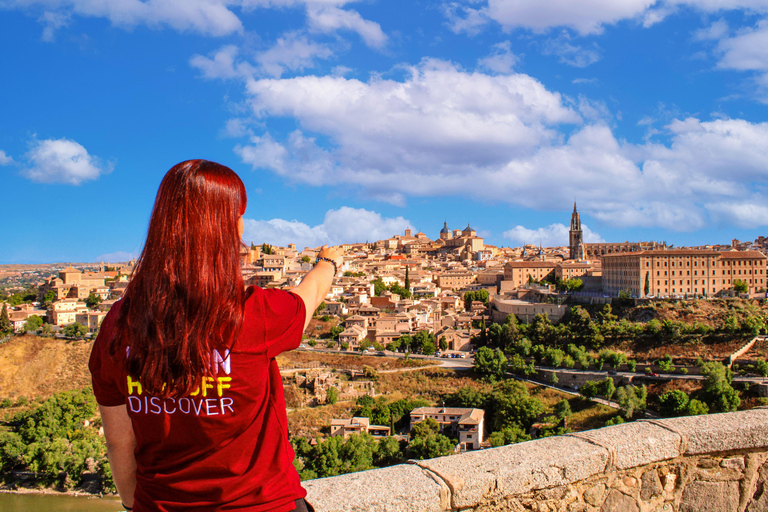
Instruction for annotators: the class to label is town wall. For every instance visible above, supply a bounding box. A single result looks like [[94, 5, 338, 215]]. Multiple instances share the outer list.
[[304, 408, 768, 511]]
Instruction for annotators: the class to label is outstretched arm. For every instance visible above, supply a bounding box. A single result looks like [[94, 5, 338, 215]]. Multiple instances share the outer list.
[[292, 245, 343, 331], [100, 404, 137, 509]]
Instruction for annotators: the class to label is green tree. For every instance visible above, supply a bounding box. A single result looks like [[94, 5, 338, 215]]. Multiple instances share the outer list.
[[301, 255, 311, 263], [615, 385, 647, 419], [488, 425, 530, 447], [85, 292, 102, 309], [700, 362, 740, 412], [408, 418, 454, 460], [42, 290, 55, 305], [404, 266, 410, 291], [686, 399, 709, 416], [658, 390, 690, 417], [489, 380, 546, 432], [23, 315, 43, 332], [0, 304, 10, 333], [463, 290, 490, 310], [372, 278, 387, 296], [553, 399, 572, 420], [63, 322, 87, 339], [326, 387, 339, 405], [733, 279, 749, 294], [439, 336, 448, 351], [473, 346, 508, 382], [41, 323, 55, 337], [261, 243, 274, 255], [329, 325, 344, 340], [644, 271, 650, 296]]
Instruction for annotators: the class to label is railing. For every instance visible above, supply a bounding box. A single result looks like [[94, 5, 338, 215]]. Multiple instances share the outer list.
[[305, 407, 768, 511]]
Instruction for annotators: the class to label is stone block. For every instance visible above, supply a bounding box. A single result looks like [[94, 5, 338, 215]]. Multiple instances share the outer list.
[[641, 469, 663, 501], [570, 422, 682, 470], [721, 456, 745, 471], [599, 489, 639, 512], [747, 461, 768, 512], [649, 409, 768, 455], [416, 436, 609, 510], [304, 464, 448, 512], [679, 481, 739, 512]]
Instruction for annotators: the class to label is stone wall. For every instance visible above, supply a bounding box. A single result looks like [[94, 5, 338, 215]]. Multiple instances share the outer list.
[[304, 408, 768, 511]]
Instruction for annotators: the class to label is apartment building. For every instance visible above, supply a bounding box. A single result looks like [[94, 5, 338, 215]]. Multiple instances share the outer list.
[[410, 407, 485, 450], [602, 249, 767, 297]]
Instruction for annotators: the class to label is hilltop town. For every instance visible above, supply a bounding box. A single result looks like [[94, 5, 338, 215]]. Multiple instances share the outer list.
[[4, 204, 767, 343]]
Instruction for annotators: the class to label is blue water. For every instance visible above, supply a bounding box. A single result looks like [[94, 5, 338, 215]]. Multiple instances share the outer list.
[[0, 492, 123, 511]]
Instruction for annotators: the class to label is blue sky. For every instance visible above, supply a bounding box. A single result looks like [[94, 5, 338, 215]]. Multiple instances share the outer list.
[[3, 0, 768, 263]]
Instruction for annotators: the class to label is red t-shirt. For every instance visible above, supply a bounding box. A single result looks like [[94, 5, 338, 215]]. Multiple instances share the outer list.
[[89, 287, 307, 512]]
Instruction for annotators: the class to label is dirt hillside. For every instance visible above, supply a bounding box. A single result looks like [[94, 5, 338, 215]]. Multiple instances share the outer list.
[[0, 335, 94, 400]]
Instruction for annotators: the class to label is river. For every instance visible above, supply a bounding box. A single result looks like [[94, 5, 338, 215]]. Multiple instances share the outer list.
[[0, 492, 123, 511]]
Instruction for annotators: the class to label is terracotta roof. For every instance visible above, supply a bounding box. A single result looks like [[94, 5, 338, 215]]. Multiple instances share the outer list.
[[719, 251, 767, 259]]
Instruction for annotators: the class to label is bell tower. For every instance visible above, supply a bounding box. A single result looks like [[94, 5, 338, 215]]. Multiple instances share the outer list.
[[569, 202, 583, 260]]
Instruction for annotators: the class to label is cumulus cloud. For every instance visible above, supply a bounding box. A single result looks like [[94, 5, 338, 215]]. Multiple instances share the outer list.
[[503, 223, 604, 247], [242, 207, 413, 249], [241, 59, 579, 178], [478, 40, 519, 73], [22, 137, 112, 185], [715, 19, 768, 71], [0, 150, 14, 165], [443, 0, 768, 36], [255, 31, 334, 77], [231, 53, 768, 231], [542, 32, 601, 67], [306, 5, 387, 49], [190, 45, 244, 80], [191, 34, 333, 81], [9, 0, 244, 37]]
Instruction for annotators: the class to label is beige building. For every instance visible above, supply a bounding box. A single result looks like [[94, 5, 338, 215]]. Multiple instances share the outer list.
[[410, 407, 485, 450], [436, 271, 477, 291], [330, 417, 391, 438], [41, 266, 108, 301], [501, 262, 557, 291], [602, 249, 768, 297]]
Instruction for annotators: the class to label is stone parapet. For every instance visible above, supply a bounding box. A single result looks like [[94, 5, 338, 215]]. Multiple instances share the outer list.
[[304, 408, 768, 511]]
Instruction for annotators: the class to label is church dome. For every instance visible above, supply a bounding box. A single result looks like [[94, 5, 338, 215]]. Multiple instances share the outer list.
[[440, 221, 449, 234]]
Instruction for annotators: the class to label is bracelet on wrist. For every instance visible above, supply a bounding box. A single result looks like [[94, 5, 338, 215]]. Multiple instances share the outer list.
[[314, 256, 338, 276]]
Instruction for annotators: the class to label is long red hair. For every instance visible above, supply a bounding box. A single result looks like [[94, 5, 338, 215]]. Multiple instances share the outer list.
[[111, 160, 247, 397]]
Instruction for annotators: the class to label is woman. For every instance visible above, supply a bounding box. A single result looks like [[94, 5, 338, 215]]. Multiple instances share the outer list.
[[89, 160, 341, 512]]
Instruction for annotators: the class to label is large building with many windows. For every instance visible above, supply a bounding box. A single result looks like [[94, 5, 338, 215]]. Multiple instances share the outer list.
[[602, 250, 767, 297]]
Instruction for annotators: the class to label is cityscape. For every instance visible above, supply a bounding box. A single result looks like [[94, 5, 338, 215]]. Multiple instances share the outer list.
[[3, 0, 768, 510]]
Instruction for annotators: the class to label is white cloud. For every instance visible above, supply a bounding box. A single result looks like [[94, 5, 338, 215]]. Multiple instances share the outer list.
[[482, 0, 656, 35], [190, 45, 244, 79], [242, 59, 579, 178], [9, 0, 244, 37], [0, 150, 14, 165], [443, 2, 489, 35], [715, 19, 768, 71], [478, 40, 519, 73], [22, 137, 112, 185], [306, 5, 387, 49], [444, 0, 768, 36], [190, 35, 333, 81], [255, 31, 334, 77], [242, 207, 413, 249], [542, 32, 602, 67], [693, 18, 729, 41], [503, 223, 604, 247], [706, 202, 768, 227], [38, 10, 70, 41]]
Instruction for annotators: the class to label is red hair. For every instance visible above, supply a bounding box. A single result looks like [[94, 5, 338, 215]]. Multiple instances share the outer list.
[[111, 160, 247, 397]]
